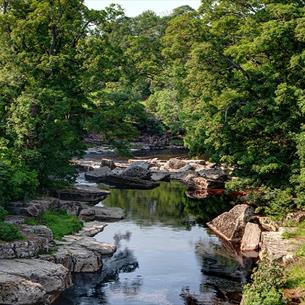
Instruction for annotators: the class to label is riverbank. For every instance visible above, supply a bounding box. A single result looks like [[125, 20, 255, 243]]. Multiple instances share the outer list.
[[1, 150, 305, 305]]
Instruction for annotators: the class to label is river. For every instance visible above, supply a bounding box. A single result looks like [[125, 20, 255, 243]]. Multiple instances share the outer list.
[[55, 179, 252, 305]]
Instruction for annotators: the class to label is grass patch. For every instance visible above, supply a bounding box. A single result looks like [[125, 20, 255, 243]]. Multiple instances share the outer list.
[[26, 210, 83, 240], [0, 222, 24, 242], [283, 221, 305, 239], [285, 258, 305, 291]]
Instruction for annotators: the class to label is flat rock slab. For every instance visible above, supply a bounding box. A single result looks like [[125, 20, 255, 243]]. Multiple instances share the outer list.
[[88, 174, 160, 190], [241, 222, 261, 252], [260, 228, 304, 262], [79, 206, 125, 222], [207, 204, 254, 243], [53, 187, 110, 203], [0, 259, 71, 305], [40, 223, 116, 273]]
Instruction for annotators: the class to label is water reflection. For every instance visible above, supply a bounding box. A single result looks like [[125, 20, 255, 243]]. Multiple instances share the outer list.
[[55, 181, 249, 305]]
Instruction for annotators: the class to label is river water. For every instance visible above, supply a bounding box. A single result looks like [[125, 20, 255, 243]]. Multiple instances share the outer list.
[[55, 181, 252, 305]]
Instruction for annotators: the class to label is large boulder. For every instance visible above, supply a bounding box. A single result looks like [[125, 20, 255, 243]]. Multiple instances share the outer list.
[[240, 223, 261, 252], [207, 204, 254, 243], [0, 259, 71, 305], [121, 165, 151, 180], [84, 166, 112, 182], [127, 160, 151, 170], [260, 228, 304, 262]]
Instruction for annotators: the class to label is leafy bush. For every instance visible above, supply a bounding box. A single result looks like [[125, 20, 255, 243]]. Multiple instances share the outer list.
[[0, 207, 8, 221], [26, 210, 83, 240], [243, 260, 285, 305], [0, 222, 24, 242]]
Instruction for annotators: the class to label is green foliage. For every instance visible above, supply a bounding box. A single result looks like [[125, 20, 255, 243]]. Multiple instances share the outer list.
[[0, 222, 24, 242], [0, 206, 7, 221], [285, 258, 305, 291], [26, 210, 83, 240], [243, 260, 285, 305]]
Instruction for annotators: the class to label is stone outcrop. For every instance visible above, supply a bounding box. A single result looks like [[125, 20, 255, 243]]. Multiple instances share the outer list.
[[207, 205, 254, 243], [0, 225, 53, 259], [259, 228, 304, 262], [240, 223, 261, 252], [0, 259, 71, 305]]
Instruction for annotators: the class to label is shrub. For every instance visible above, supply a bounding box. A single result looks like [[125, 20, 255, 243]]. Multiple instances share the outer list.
[[0, 207, 8, 221], [26, 210, 83, 240], [243, 260, 285, 305], [0, 222, 24, 242]]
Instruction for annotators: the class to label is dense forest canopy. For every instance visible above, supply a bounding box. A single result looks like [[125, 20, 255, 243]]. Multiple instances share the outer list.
[[0, 0, 304, 218]]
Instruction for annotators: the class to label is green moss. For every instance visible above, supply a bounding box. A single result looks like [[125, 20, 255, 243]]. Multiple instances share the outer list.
[[0, 222, 24, 242], [26, 210, 83, 240]]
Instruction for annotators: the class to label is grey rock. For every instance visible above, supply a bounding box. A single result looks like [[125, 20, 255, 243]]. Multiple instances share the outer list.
[[240, 223, 261, 252], [53, 186, 110, 204], [151, 172, 170, 182], [85, 166, 112, 182], [260, 228, 304, 262], [79, 206, 124, 222], [207, 205, 254, 243], [0, 225, 54, 259], [121, 165, 151, 180], [0, 259, 71, 305]]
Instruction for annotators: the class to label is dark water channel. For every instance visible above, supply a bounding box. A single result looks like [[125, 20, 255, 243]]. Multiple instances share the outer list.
[[55, 181, 252, 305]]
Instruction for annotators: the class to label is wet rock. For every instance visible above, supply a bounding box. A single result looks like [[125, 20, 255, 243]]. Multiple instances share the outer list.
[[93, 174, 159, 189], [121, 165, 151, 180], [151, 171, 170, 182], [53, 187, 110, 204], [84, 166, 112, 182], [207, 205, 254, 243], [164, 158, 187, 170], [240, 223, 261, 252], [79, 206, 124, 222], [0, 259, 71, 305], [41, 234, 116, 273]]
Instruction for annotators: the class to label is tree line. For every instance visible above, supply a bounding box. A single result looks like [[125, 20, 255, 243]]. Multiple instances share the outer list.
[[0, 0, 304, 218]]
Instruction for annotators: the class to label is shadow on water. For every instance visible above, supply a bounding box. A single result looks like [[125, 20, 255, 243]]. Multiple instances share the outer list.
[[55, 181, 253, 305]]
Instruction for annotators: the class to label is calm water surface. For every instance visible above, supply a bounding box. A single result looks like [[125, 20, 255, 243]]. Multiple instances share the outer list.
[[55, 181, 249, 305]]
